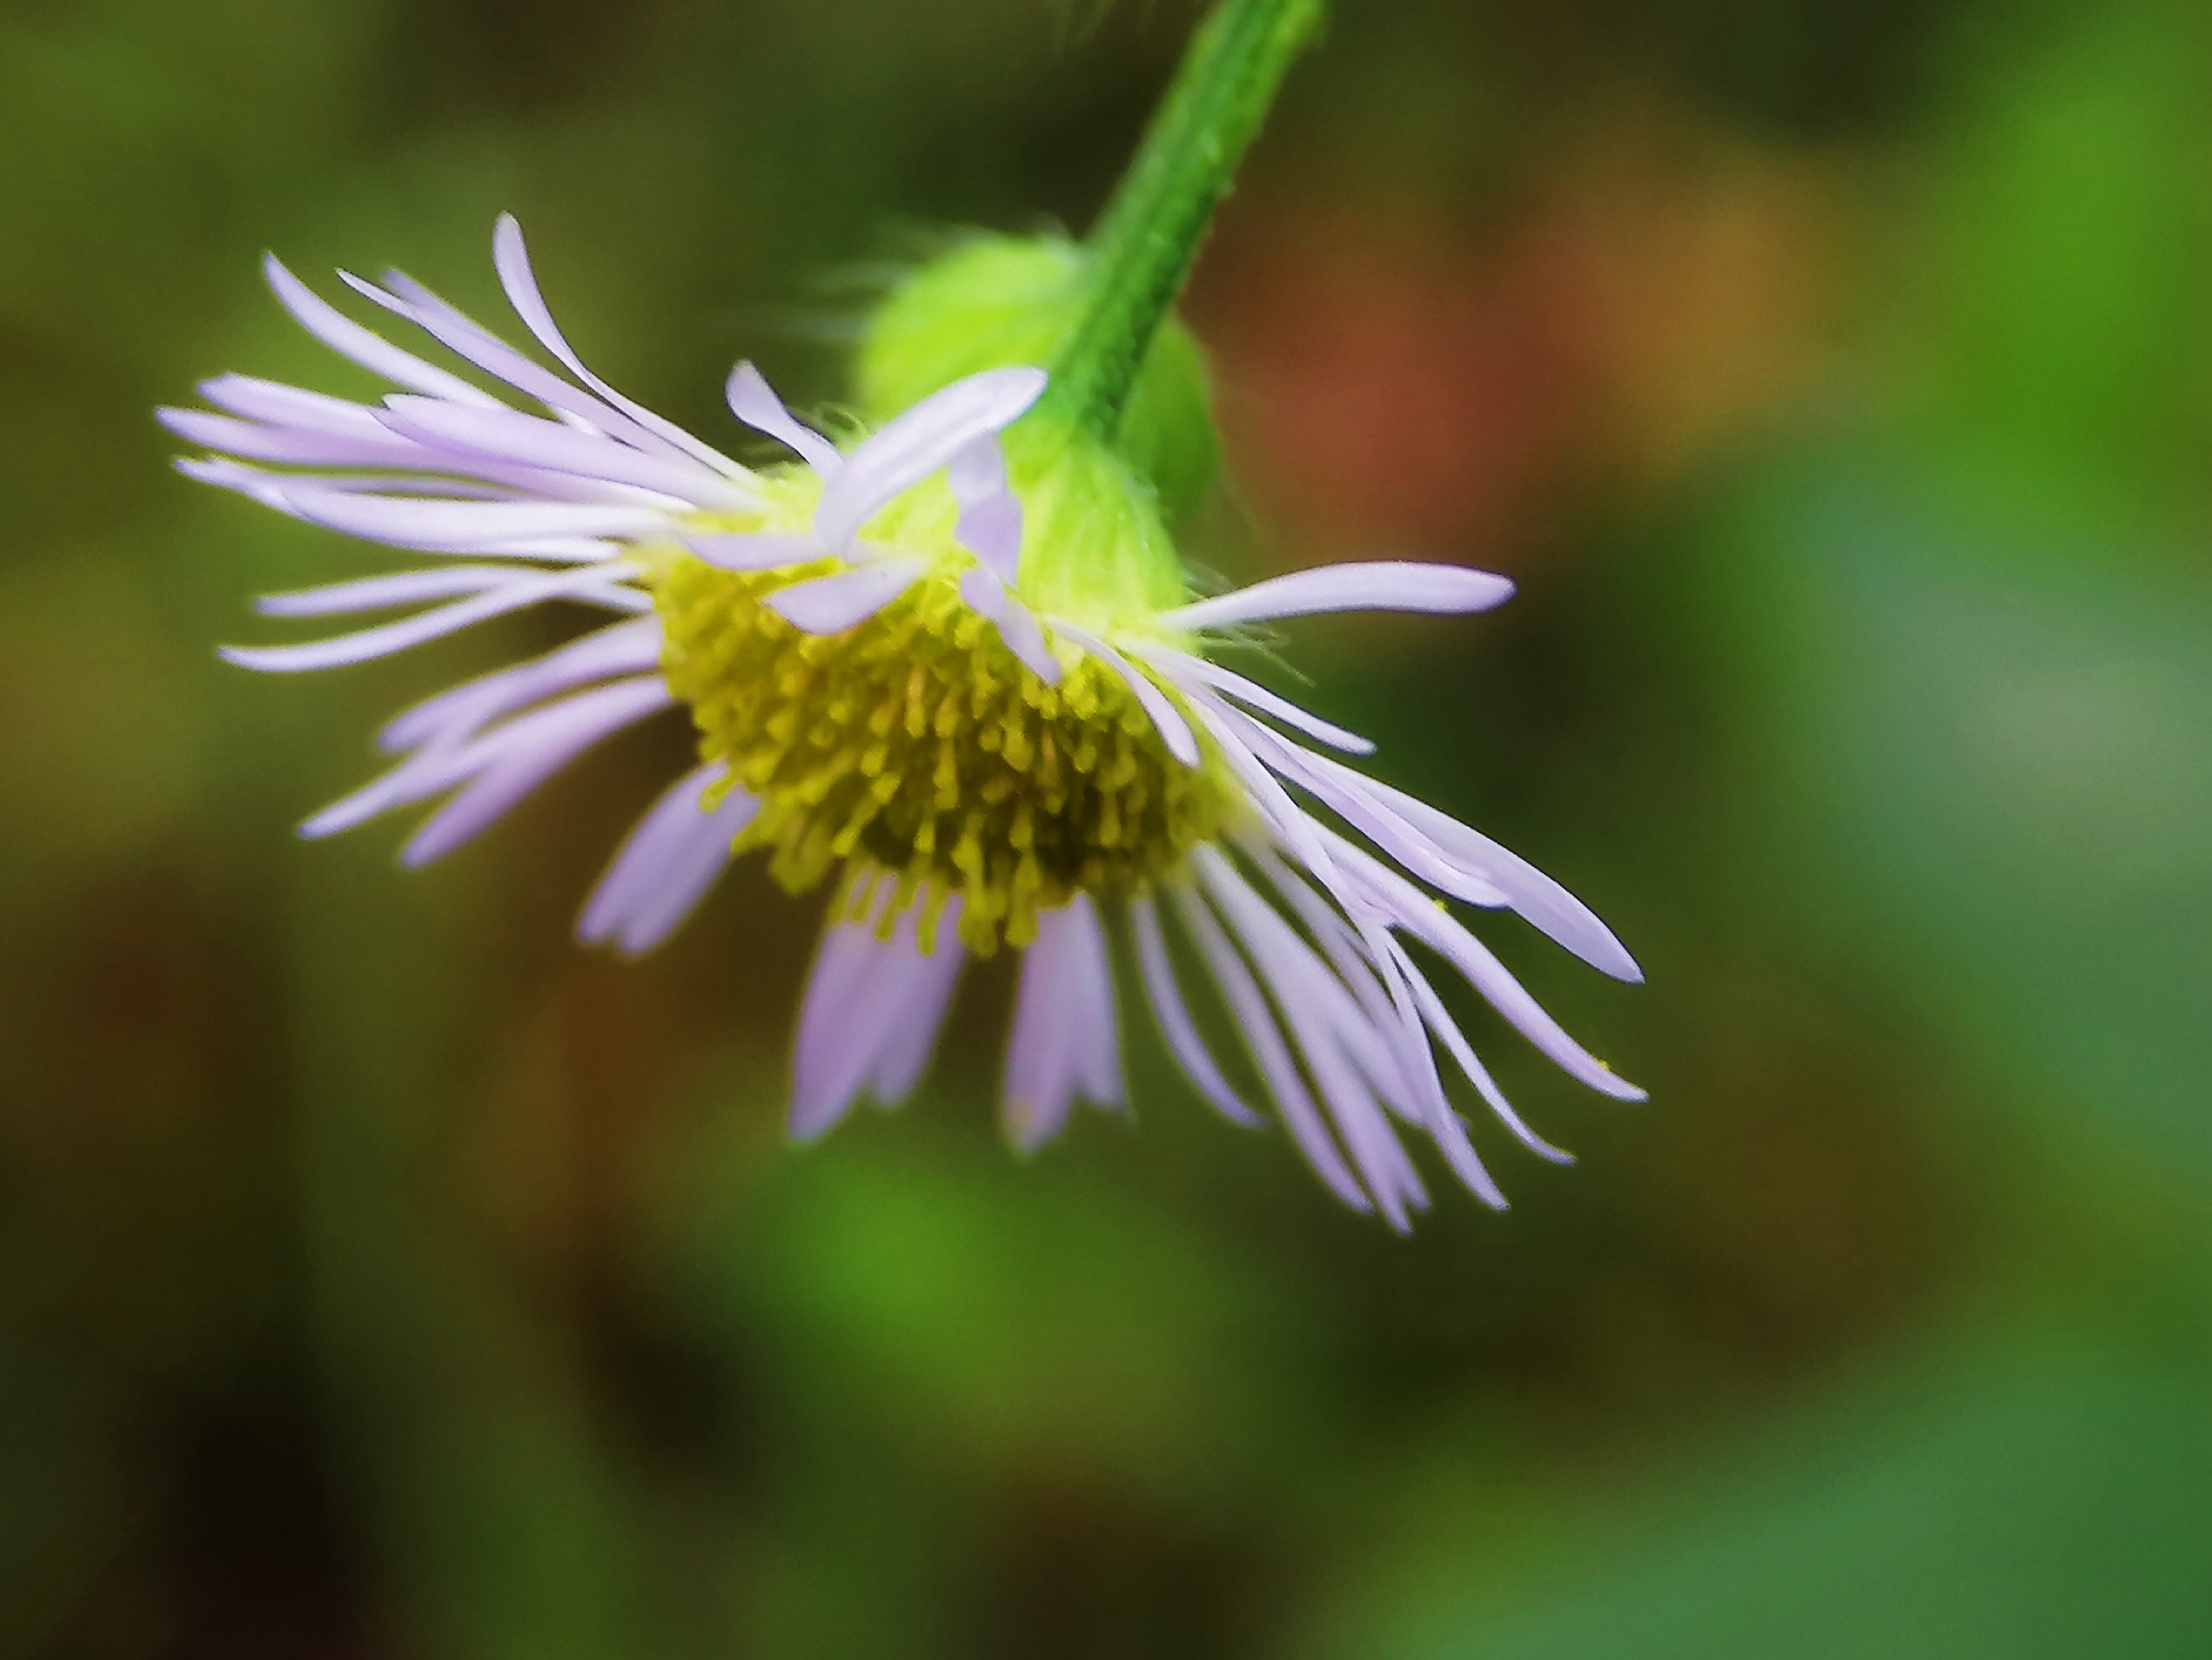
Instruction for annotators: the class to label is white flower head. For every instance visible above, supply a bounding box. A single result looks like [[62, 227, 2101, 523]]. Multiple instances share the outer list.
[[164, 217, 1643, 1230]]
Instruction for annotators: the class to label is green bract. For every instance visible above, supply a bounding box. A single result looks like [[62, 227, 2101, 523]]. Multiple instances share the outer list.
[[856, 237, 1222, 522]]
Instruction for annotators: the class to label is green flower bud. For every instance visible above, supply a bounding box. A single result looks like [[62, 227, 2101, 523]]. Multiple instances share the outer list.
[[854, 236, 1222, 521]]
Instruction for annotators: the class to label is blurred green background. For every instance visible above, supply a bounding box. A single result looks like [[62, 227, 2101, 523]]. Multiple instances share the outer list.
[[3, 0, 2210, 1654]]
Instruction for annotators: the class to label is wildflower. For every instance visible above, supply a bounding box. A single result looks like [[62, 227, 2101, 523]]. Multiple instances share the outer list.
[[165, 217, 1642, 1228]]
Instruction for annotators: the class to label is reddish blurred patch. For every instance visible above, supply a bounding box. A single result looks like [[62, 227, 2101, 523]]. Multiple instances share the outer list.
[[1190, 108, 1847, 571]]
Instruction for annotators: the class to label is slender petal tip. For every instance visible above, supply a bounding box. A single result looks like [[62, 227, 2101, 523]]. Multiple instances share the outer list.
[[1160, 562, 1517, 632]]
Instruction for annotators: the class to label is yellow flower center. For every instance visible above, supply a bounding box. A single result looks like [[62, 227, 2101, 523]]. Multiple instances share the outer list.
[[649, 549, 1241, 955]]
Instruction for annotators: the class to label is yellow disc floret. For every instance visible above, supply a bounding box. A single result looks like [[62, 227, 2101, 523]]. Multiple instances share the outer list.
[[650, 545, 1239, 956]]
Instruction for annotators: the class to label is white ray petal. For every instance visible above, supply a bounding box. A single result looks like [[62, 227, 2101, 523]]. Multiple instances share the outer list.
[[159, 407, 424, 470], [383, 618, 662, 755], [1130, 893, 1264, 1129], [1361, 928, 1511, 1207], [1063, 893, 1123, 1110], [957, 565, 1062, 686], [578, 762, 759, 957], [1401, 962, 1574, 1165], [1130, 644, 1375, 754], [1239, 834, 1399, 1030], [1159, 562, 1515, 632], [1197, 849, 1425, 1228], [948, 433, 1023, 581], [1333, 836, 1647, 1102], [197, 374, 397, 437], [276, 486, 667, 552], [262, 254, 502, 407], [343, 270, 698, 468], [788, 889, 963, 1140], [1221, 706, 1511, 907], [724, 361, 846, 477], [814, 367, 1046, 551], [177, 450, 682, 519], [400, 678, 674, 865], [378, 397, 757, 510], [257, 566, 537, 617], [791, 909, 904, 1142], [1238, 828, 1509, 1203], [1170, 884, 1370, 1213], [1048, 620, 1198, 767], [866, 898, 967, 1104], [490, 215, 751, 481], [1185, 698, 1344, 900], [221, 559, 638, 672], [1003, 903, 1082, 1151], [764, 559, 926, 634], [684, 531, 829, 572], [1303, 756, 1643, 983], [303, 673, 671, 840]]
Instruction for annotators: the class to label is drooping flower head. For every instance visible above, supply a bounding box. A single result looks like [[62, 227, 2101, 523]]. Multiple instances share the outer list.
[[164, 217, 1642, 1229]]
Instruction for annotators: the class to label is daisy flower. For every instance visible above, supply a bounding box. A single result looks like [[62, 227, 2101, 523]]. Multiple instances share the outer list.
[[164, 216, 1643, 1228]]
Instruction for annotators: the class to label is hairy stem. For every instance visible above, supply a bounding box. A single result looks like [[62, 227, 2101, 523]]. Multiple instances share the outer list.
[[1040, 0, 1324, 443]]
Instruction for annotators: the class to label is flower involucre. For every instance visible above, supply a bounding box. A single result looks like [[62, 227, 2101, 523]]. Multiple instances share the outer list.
[[164, 217, 1643, 1230]]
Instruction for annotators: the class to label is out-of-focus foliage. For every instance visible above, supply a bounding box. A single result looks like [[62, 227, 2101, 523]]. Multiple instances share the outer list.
[[2, 0, 2207, 1656]]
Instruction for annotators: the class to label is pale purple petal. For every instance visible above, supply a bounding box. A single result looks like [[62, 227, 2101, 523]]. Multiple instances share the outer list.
[[1169, 885, 1371, 1213], [1129, 894, 1263, 1128], [764, 559, 926, 635], [274, 483, 668, 553], [685, 531, 830, 572], [815, 367, 1046, 550], [377, 397, 758, 510], [1401, 964, 1574, 1165], [957, 560, 1005, 620], [490, 215, 751, 481], [159, 407, 423, 470], [303, 672, 671, 843], [197, 374, 398, 437], [177, 455, 317, 511], [400, 678, 675, 865], [1062, 893, 1123, 1110], [177, 459, 628, 536], [248, 473, 514, 502], [177, 380, 711, 509], [790, 886, 957, 1140], [257, 566, 537, 618], [1003, 905, 1079, 1151], [1186, 698, 1345, 898], [957, 566, 1061, 686], [1196, 849, 1424, 1228], [1220, 706, 1511, 907], [1048, 621, 1199, 767], [262, 254, 502, 407], [1358, 930, 1511, 1207], [1332, 836, 1647, 1102], [306, 668, 684, 848], [865, 898, 968, 1103], [1304, 757, 1643, 983], [221, 559, 638, 672], [383, 618, 662, 755], [724, 362, 845, 477], [992, 596, 1060, 687], [948, 433, 1023, 581], [578, 762, 759, 956], [1159, 562, 1516, 632], [1239, 834, 1398, 1030], [1130, 644, 1375, 755], [341, 271, 700, 467], [1232, 834, 1514, 1205], [791, 911, 897, 1141]]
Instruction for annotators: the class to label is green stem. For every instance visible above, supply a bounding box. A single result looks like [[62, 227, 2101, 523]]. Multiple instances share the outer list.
[[1040, 0, 1324, 443]]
